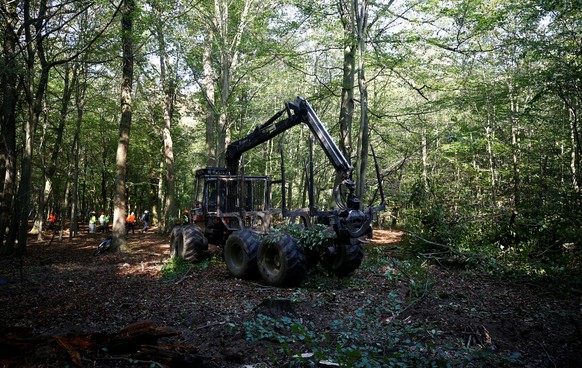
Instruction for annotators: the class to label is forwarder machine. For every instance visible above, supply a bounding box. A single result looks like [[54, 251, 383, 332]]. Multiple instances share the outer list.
[[170, 97, 385, 286]]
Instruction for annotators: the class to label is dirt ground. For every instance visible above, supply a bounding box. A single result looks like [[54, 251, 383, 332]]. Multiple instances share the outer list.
[[0, 228, 581, 367]]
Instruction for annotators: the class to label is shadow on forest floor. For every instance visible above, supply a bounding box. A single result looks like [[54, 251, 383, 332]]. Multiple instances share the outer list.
[[0, 228, 581, 367]]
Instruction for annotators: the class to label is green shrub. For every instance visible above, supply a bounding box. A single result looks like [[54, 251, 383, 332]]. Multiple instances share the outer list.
[[160, 256, 191, 281]]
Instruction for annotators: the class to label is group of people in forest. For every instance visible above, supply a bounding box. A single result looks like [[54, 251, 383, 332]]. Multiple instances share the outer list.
[[87, 210, 150, 234], [125, 210, 149, 234], [50, 208, 188, 235], [88, 211, 111, 233]]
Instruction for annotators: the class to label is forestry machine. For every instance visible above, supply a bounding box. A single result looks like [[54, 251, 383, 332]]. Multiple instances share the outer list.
[[170, 97, 385, 286]]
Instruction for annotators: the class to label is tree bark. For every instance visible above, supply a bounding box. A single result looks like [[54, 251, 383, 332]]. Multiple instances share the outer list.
[[354, 0, 369, 199], [70, 63, 87, 239], [568, 105, 580, 193], [154, 22, 177, 233], [15, 0, 51, 255], [112, 0, 135, 252], [508, 81, 521, 208], [202, 18, 216, 167], [338, 0, 356, 161], [35, 63, 75, 238], [0, 0, 19, 252]]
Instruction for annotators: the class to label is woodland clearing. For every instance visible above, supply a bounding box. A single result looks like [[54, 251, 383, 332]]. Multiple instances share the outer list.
[[0, 228, 580, 367]]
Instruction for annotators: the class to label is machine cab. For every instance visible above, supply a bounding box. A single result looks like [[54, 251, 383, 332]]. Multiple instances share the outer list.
[[191, 167, 273, 242]]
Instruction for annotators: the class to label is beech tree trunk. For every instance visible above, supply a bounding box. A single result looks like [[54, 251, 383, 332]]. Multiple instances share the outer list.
[[155, 23, 176, 233], [112, 0, 135, 252], [354, 0, 369, 199], [568, 106, 580, 193], [339, 0, 356, 161], [15, 0, 51, 255], [70, 63, 87, 239], [0, 0, 19, 252]]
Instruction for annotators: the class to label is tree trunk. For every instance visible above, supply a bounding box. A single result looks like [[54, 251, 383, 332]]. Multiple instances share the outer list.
[[338, 0, 356, 161], [70, 63, 87, 240], [508, 82, 521, 208], [568, 105, 580, 193], [209, 0, 256, 168], [69, 64, 87, 240], [156, 25, 176, 233], [112, 0, 135, 252], [35, 63, 74, 239], [421, 131, 428, 190], [0, 0, 19, 252], [203, 27, 216, 167], [16, 0, 51, 255], [354, 0, 369, 199], [485, 109, 497, 205]]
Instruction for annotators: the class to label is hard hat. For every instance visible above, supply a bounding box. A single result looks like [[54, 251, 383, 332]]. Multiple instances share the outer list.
[[183, 209, 189, 214], [144, 210, 149, 213]]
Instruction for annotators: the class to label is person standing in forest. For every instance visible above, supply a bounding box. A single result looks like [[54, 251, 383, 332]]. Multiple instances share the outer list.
[[104, 212, 110, 233], [48, 212, 57, 231], [98, 212, 107, 233], [89, 211, 97, 233], [125, 211, 136, 234], [141, 210, 150, 233]]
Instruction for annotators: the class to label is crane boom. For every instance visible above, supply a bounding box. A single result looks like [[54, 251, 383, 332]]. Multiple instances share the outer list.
[[225, 97, 353, 180]]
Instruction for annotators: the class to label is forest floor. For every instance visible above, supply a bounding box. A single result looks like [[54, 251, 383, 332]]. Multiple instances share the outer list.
[[0, 228, 581, 368]]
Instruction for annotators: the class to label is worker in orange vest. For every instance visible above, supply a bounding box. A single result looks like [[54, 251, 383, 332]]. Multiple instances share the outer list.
[[48, 212, 57, 231], [125, 212, 136, 234]]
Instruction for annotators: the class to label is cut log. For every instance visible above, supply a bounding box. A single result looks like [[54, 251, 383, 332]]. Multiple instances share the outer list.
[[104, 321, 178, 354]]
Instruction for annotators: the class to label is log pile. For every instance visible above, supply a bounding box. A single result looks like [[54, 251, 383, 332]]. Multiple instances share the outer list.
[[0, 321, 210, 367]]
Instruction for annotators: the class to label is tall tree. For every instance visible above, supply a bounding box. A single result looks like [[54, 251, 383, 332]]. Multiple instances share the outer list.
[[152, 1, 177, 232], [112, 0, 136, 252], [338, 0, 356, 161], [0, 0, 19, 252], [354, 0, 370, 199]]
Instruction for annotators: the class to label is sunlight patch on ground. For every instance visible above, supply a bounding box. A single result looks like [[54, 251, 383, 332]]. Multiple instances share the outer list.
[[371, 229, 403, 246]]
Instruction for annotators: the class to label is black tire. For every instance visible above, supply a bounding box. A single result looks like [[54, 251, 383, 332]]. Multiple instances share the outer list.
[[169, 225, 184, 258], [257, 233, 306, 286], [224, 230, 260, 278], [170, 224, 208, 261], [324, 239, 364, 277]]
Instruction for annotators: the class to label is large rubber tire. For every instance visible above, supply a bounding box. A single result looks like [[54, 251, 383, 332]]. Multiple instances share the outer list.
[[224, 230, 260, 278], [257, 233, 306, 286], [324, 239, 364, 277], [169, 226, 184, 258], [170, 224, 208, 261]]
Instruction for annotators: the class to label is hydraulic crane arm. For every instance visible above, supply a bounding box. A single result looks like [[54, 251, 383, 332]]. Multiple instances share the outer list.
[[225, 97, 354, 180]]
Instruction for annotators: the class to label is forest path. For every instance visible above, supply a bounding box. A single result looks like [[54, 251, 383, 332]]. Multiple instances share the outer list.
[[0, 228, 580, 367]]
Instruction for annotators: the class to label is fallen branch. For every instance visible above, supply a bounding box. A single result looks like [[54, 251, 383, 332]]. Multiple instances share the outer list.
[[174, 266, 193, 285], [54, 336, 82, 367], [401, 229, 457, 252]]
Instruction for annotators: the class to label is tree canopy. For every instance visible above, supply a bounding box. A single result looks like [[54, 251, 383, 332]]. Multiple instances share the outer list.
[[1, 0, 580, 272]]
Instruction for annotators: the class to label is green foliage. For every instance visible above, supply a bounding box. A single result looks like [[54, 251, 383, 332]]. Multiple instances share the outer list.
[[360, 245, 433, 298], [279, 223, 333, 252], [242, 292, 511, 367], [160, 256, 191, 281]]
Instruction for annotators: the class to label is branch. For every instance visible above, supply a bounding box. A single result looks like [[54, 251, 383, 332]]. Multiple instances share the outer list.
[[400, 229, 458, 252]]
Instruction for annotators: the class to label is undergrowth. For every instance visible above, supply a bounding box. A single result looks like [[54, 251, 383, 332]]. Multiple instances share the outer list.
[[159, 256, 191, 281], [242, 291, 516, 367], [241, 243, 520, 367]]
